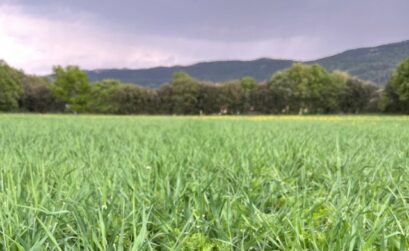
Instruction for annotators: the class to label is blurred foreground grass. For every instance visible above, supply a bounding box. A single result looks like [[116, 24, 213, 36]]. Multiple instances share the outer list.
[[0, 115, 408, 250]]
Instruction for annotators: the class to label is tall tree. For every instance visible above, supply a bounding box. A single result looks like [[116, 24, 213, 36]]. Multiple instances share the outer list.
[[111, 84, 157, 114], [382, 57, 409, 112], [268, 69, 299, 113], [52, 66, 91, 113], [0, 64, 24, 111], [326, 71, 348, 113], [269, 64, 346, 114], [88, 80, 121, 114], [240, 77, 257, 113], [250, 84, 281, 114], [220, 80, 245, 114], [340, 76, 379, 113], [158, 72, 200, 114], [197, 83, 224, 114], [20, 75, 62, 113]]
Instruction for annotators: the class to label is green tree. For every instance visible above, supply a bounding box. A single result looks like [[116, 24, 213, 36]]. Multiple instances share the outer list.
[[269, 64, 346, 114], [250, 83, 289, 114], [52, 66, 91, 113], [268, 69, 299, 113], [240, 77, 257, 113], [382, 57, 409, 112], [340, 76, 379, 113], [111, 84, 157, 114], [158, 72, 200, 114], [0, 64, 24, 111], [197, 83, 224, 114], [249, 84, 273, 114], [240, 76, 257, 90], [220, 80, 245, 114], [20, 75, 62, 113], [326, 71, 348, 113], [88, 80, 121, 113]]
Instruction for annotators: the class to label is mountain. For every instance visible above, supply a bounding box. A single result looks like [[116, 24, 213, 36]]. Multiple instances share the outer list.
[[86, 40, 409, 87], [312, 40, 409, 85], [86, 59, 295, 88]]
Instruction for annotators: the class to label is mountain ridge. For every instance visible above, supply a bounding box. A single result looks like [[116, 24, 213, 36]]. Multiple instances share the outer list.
[[86, 40, 409, 87]]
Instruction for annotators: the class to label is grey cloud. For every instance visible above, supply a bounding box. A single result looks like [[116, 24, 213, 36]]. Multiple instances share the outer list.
[[16, 0, 409, 42], [3, 0, 409, 73]]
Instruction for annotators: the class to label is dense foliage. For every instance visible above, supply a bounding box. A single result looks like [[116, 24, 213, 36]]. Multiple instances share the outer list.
[[2, 58, 409, 114], [381, 57, 409, 113], [0, 64, 24, 111], [1, 115, 409, 249], [52, 66, 91, 113]]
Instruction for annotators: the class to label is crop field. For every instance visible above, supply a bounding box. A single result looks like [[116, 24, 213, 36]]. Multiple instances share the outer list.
[[0, 115, 409, 250]]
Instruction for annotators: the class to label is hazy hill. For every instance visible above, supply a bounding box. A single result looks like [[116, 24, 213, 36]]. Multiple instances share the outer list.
[[86, 40, 409, 87], [86, 59, 295, 88], [312, 40, 409, 85]]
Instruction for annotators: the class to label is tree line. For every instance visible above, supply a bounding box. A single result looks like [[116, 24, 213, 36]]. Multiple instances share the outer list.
[[1, 57, 409, 115]]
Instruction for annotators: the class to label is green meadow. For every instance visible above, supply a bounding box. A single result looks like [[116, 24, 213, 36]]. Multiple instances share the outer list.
[[0, 115, 408, 250]]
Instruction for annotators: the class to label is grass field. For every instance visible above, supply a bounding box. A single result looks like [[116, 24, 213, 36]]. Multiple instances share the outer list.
[[1, 115, 409, 250]]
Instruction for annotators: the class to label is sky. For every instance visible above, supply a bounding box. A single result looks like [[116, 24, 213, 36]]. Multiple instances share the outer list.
[[1, 0, 409, 74]]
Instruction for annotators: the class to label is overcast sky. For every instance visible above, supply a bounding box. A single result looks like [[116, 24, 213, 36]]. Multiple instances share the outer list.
[[1, 0, 409, 74]]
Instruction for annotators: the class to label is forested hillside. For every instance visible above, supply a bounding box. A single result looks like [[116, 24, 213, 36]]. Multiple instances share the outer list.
[[86, 59, 294, 88], [86, 40, 409, 87], [313, 40, 409, 85]]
